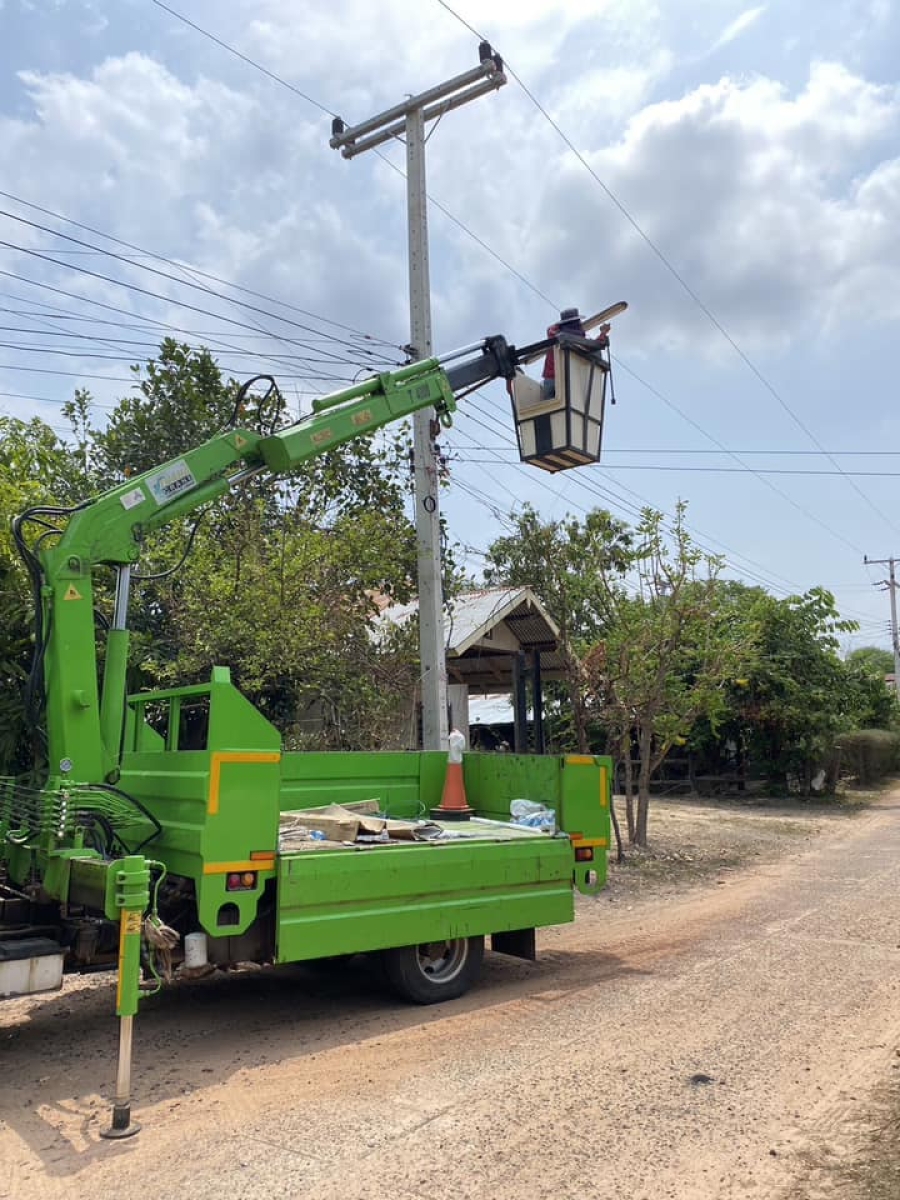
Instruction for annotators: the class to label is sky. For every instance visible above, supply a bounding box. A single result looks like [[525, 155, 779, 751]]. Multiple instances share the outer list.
[[1, 0, 899, 650]]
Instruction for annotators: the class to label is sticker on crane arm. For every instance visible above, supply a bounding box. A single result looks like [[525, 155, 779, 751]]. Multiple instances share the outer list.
[[120, 486, 145, 511], [146, 459, 197, 506], [63, 585, 83, 601]]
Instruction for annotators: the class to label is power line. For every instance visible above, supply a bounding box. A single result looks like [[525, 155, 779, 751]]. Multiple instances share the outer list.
[[455, 455, 900, 479], [0, 342, 376, 383], [145, 0, 879, 591], [433, 0, 900, 541], [453, 390, 884, 621], [468, 445, 900, 458], [0, 281, 385, 390], [0, 189, 400, 351], [460, 382, 860, 585], [0, 325, 393, 369], [0, 208, 396, 363], [0, 240, 401, 390], [451, 394, 809, 601], [613, 358, 867, 557]]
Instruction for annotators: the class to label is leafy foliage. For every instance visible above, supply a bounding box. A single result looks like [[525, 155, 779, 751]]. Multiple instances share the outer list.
[[0, 342, 423, 772], [723, 586, 860, 788], [582, 504, 754, 846], [0, 416, 90, 771], [846, 645, 895, 677], [835, 729, 900, 784], [484, 504, 632, 751]]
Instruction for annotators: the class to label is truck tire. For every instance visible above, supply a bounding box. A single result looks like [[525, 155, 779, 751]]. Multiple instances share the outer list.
[[381, 936, 484, 1005]]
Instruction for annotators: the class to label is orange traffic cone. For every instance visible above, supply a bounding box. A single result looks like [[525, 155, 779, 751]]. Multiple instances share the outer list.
[[432, 728, 473, 821]]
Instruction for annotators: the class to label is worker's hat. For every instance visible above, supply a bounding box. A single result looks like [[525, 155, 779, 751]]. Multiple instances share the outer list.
[[559, 307, 582, 324]]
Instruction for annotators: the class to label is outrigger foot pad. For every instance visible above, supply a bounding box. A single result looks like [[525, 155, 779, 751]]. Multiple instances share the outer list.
[[100, 1105, 141, 1139]]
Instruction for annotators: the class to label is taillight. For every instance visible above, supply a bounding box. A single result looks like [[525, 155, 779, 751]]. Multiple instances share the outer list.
[[574, 846, 594, 862], [226, 871, 258, 892]]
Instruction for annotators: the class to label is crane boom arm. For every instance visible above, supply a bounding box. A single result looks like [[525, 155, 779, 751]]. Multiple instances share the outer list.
[[23, 340, 521, 785]]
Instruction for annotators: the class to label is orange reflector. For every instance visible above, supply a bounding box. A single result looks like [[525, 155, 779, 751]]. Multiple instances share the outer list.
[[242, 871, 257, 888], [574, 846, 594, 862]]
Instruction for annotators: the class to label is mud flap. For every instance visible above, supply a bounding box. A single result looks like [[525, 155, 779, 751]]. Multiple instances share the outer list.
[[491, 927, 536, 961]]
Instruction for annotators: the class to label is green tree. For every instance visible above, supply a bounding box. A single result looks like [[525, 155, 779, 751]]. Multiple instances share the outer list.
[[484, 505, 632, 751], [0, 416, 88, 772], [728, 587, 859, 790], [139, 502, 418, 747], [845, 646, 895, 678], [70, 340, 242, 484], [583, 504, 754, 847], [63, 341, 420, 749]]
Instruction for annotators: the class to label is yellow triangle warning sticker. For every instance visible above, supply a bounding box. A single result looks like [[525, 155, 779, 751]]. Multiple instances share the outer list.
[[63, 585, 83, 601], [234, 434, 248, 449]]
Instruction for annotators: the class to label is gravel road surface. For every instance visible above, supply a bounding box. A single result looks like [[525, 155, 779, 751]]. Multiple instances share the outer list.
[[2, 791, 899, 1199]]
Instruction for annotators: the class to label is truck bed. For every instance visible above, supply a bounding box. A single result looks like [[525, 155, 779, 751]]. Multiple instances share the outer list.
[[274, 818, 575, 964]]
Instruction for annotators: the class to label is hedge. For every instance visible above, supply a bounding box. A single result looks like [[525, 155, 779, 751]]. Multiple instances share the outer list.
[[835, 729, 900, 784]]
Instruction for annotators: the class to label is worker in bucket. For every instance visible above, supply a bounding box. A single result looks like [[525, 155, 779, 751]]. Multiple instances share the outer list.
[[541, 307, 610, 400]]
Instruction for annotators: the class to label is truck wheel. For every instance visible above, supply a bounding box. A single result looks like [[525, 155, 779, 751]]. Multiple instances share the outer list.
[[381, 936, 484, 1005]]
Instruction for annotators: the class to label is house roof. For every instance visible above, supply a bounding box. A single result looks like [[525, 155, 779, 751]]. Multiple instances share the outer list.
[[381, 586, 565, 691]]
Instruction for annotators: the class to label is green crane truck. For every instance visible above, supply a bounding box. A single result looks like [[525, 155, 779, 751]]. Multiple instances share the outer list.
[[0, 332, 611, 1137]]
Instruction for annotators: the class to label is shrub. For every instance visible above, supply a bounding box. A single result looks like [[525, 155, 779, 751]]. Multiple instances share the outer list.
[[835, 729, 900, 785]]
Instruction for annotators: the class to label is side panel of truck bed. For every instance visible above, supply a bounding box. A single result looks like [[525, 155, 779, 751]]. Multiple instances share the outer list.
[[275, 830, 574, 963]]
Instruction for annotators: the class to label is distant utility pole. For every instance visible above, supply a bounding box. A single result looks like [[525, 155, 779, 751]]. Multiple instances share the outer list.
[[330, 45, 507, 750], [864, 555, 900, 700]]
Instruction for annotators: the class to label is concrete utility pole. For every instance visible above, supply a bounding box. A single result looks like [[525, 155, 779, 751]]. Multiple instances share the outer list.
[[330, 46, 507, 749], [864, 555, 900, 700]]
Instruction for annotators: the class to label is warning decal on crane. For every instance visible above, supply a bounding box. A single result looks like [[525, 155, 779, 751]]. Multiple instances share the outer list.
[[63, 585, 83, 601]]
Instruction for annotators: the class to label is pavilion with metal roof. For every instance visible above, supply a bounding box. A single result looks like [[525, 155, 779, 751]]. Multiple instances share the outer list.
[[380, 586, 563, 751]]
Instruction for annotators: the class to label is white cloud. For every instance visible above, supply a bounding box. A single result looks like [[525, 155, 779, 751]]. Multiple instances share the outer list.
[[1, 6, 898, 402], [512, 62, 900, 352], [711, 5, 766, 52], [0, 47, 412, 416]]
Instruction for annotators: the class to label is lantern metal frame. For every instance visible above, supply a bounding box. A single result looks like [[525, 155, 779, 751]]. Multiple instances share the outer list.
[[510, 335, 610, 473]]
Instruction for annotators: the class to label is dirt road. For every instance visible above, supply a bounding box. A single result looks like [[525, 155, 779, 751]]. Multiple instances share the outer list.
[[3, 792, 900, 1199]]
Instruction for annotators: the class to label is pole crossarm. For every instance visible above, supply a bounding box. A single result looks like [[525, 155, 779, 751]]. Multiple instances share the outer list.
[[329, 45, 505, 157]]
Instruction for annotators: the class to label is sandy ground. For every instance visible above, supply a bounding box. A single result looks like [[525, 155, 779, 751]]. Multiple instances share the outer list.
[[2, 788, 899, 1199]]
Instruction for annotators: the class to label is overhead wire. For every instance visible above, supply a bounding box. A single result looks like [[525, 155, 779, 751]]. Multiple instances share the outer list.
[[0, 207, 397, 363], [433, 0, 900, 543], [449, 388, 883, 616], [142, 0, 882, 574], [11, 4, 880, 632], [0, 190, 398, 350], [448, 395, 802, 600], [0, 281, 387, 398], [454, 452, 900, 480]]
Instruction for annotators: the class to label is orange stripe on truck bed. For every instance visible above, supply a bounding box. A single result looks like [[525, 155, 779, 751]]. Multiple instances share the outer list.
[[203, 857, 276, 875]]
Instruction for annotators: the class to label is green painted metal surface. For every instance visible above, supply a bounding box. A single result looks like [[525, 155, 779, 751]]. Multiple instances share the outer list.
[[274, 836, 574, 963], [32, 358, 456, 788], [119, 668, 281, 935]]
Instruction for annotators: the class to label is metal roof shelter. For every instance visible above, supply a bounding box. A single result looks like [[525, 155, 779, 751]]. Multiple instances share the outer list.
[[381, 587, 563, 752], [382, 586, 563, 689]]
